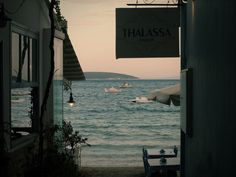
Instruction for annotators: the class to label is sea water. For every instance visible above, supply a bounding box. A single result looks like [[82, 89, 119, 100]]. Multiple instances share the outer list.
[[64, 80, 180, 167]]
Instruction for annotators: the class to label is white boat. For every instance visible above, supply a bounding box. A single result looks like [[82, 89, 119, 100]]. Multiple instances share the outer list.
[[130, 96, 153, 103], [119, 82, 132, 88], [104, 87, 121, 93]]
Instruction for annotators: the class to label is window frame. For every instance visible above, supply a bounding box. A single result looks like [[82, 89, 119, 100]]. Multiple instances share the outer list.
[[9, 22, 40, 149]]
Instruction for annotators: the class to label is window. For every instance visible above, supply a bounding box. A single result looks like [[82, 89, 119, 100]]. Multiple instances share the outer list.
[[53, 37, 63, 127], [11, 28, 39, 140]]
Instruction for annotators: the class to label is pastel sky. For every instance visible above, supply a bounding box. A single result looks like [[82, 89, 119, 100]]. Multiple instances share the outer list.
[[61, 0, 180, 79]]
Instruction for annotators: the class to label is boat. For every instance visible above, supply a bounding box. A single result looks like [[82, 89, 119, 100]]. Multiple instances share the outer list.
[[119, 82, 132, 88], [130, 96, 153, 103], [104, 87, 121, 93]]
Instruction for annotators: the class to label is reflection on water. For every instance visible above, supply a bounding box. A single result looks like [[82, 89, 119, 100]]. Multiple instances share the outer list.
[[11, 87, 32, 128]]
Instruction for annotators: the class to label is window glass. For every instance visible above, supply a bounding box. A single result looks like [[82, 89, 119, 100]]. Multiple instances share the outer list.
[[11, 31, 38, 139], [29, 38, 33, 82], [53, 38, 63, 127], [11, 33, 35, 83], [11, 88, 32, 134], [21, 36, 29, 82], [11, 32, 19, 82], [31, 38, 38, 82]]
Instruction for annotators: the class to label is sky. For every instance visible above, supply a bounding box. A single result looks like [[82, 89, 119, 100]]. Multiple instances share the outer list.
[[61, 0, 180, 79]]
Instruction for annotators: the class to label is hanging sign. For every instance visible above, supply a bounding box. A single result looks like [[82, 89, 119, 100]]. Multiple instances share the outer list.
[[116, 8, 180, 59]]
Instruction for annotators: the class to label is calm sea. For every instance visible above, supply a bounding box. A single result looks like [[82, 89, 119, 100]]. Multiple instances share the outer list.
[[64, 79, 180, 167]]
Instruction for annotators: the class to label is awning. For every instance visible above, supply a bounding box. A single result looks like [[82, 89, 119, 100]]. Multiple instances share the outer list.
[[63, 33, 85, 81], [148, 84, 180, 106]]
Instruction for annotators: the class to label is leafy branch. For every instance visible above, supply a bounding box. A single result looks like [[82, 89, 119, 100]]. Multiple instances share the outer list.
[[55, 120, 91, 155]]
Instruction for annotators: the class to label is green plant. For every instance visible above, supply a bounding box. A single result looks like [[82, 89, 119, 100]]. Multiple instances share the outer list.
[[25, 120, 90, 177], [55, 120, 91, 155]]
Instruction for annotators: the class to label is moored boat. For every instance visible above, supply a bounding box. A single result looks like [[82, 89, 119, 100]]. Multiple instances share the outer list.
[[120, 82, 133, 88], [104, 87, 121, 93], [130, 96, 153, 103]]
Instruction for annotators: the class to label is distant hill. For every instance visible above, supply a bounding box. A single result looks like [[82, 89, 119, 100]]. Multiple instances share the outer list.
[[84, 72, 138, 80]]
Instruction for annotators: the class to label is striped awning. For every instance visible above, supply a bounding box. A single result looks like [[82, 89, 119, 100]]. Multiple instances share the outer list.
[[63, 32, 85, 81]]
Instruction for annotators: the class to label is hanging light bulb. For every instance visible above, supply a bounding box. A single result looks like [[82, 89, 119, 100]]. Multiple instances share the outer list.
[[67, 92, 75, 107]]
